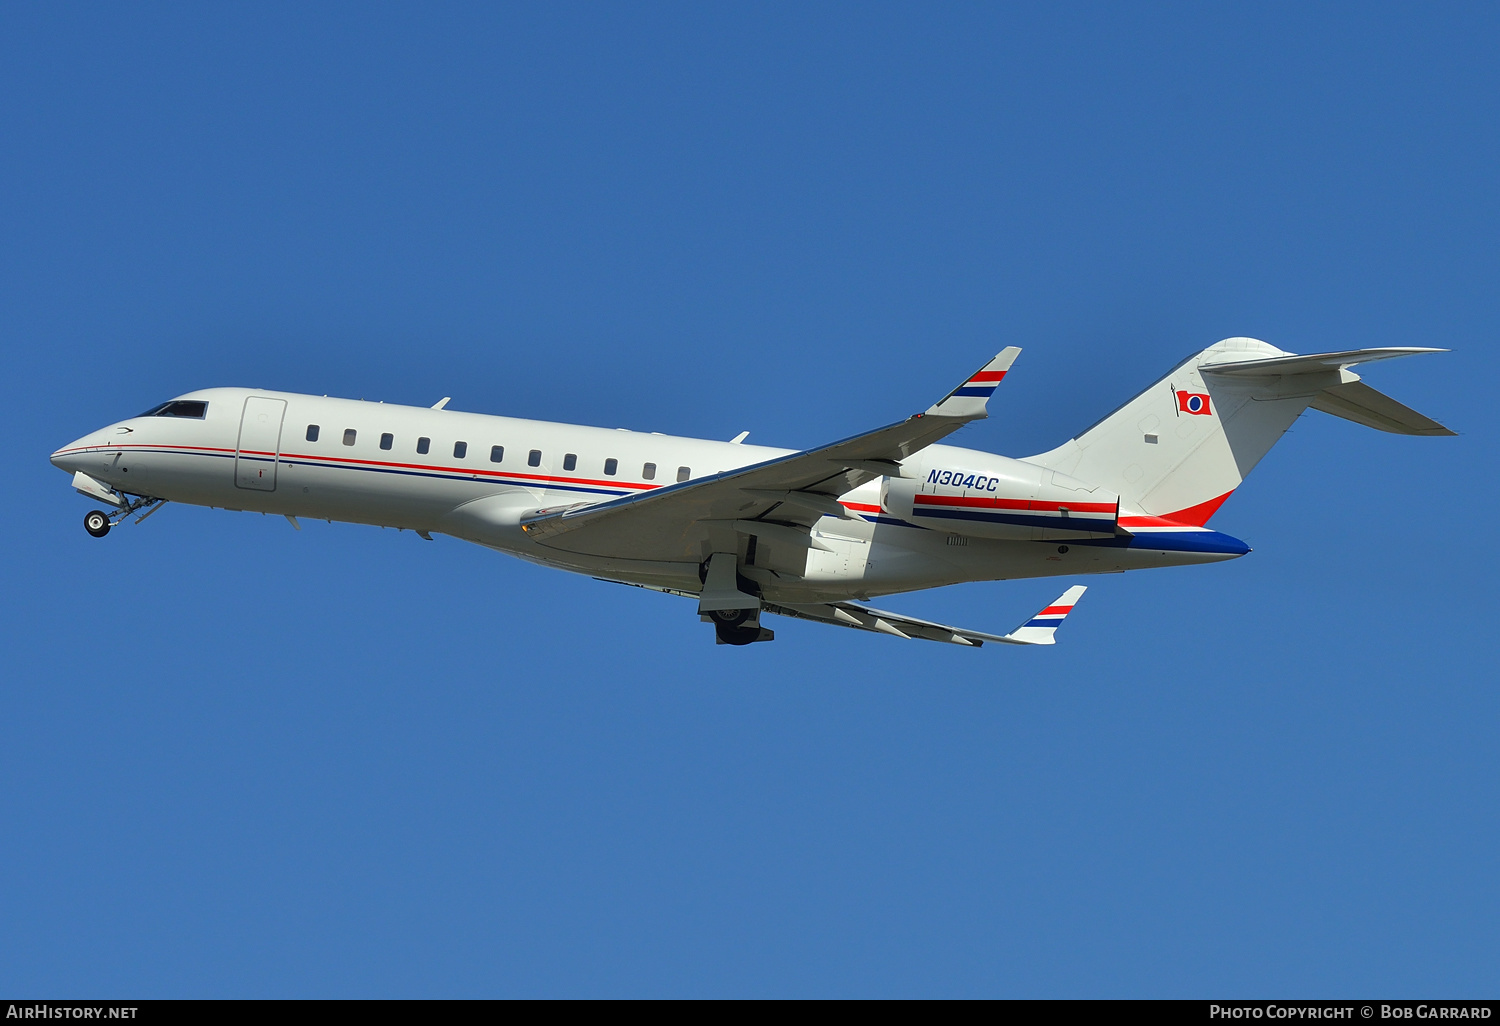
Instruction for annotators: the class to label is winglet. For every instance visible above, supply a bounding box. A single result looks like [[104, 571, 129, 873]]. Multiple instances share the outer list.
[[1000, 585, 1087, 645], [925, 347, 1022, 418]]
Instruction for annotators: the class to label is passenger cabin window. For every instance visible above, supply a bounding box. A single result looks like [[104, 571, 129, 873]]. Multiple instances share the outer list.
[[140, 400, 208, 419], [603, 458, 618, 476], [453, 441, 468, 459], [306, 425, 320, 442], [677, 466, 691, 482], [416, 437, 430, 455], [528, 450, 541, 467], [343, 429, 357, 446], [642, 463, 656, 481], [380, 433, 393, 450], [563, 453, 577, 471], [490, 445, 504, 463]]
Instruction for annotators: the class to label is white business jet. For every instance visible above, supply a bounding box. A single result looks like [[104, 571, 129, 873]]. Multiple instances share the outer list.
[[52, 339, 1452, 646]]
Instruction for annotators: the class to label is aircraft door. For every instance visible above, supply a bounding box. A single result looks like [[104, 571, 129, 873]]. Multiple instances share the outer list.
[[235, 396, 287, 491]]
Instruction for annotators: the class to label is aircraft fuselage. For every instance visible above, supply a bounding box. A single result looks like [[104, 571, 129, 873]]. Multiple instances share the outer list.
[[51, 387, 1243, 605]]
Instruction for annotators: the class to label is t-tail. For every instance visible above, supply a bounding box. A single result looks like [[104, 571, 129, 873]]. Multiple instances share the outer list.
[[1026, 338, 1454, 525]]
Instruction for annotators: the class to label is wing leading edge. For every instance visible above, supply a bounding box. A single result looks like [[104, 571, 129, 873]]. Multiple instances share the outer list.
[[519, 348, 1022, 561]]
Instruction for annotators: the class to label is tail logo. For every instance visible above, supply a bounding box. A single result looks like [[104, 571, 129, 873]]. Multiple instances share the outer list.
[[1176, 390, 1213, 416]]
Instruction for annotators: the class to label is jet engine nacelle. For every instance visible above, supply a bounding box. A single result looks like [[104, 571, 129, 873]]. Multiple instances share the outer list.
[[884, 457, 1119, 541]]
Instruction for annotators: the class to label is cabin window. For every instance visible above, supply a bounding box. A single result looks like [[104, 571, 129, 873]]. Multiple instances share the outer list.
[[343, 429, 357, 446], [642, 463, 656, 481], [603, 458, 618, 476], [416, 437, 430, 455], [140, 400, 208, 419], [528, 450, 541, 467], [490, 445, 504, 463], [677, 466, 690, 482], [563, 453, 577, 471], [453, 441, 468, 459], [305, 425, 319, 442], [379, 433, 393, 450]]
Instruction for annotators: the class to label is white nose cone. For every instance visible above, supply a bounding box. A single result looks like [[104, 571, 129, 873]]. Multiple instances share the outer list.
[[51, 427, 118, 474], [51, 437, 93, 473]]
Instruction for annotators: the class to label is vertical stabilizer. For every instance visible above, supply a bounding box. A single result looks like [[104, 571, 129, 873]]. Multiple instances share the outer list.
[[1026, 339, 1450, 524]]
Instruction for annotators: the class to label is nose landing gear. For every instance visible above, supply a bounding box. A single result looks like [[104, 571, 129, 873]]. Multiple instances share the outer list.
[[80, 494, 166, 538]]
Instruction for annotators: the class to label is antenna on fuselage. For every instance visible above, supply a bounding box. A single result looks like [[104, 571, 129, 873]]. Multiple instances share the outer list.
[[431, 397, 451, 410]]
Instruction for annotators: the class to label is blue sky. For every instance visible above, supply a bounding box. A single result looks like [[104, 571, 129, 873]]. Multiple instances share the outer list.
[[2, 2, 1496, 997]]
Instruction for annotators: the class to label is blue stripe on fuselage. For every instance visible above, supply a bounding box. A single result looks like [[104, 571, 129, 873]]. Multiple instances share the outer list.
[[278, 458, 632, 497], [916, 507, 1114, 533], [130, 447, 636, 499], [918, 504, 1248, 554]]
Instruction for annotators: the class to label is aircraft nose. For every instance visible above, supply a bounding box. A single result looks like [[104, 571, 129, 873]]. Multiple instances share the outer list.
[[51, 434, 101, 473]]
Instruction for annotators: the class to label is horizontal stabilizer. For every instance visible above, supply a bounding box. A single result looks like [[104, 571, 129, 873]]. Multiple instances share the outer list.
[[1308, 380, 1456, 436], [1200, 345, 1454, 436], [1199, 347, 1447, 378]]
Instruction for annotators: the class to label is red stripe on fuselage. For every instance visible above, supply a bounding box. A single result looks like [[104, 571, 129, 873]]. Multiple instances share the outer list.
[[278, 450, 656, 490], [69, 443, 659, 491]]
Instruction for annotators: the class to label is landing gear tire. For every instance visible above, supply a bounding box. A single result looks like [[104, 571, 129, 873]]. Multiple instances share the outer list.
[[709, 607, 753, 627], [715, 622, 761, 646], [84, 510, 111, 538]]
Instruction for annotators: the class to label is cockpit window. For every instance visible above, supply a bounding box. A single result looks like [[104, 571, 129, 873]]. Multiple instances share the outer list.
[[139, 400, 208, 419]]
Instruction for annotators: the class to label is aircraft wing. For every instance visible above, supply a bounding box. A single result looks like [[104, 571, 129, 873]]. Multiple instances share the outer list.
[[519, 348, 1020, 561], [765, 585, 1088, 647]]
